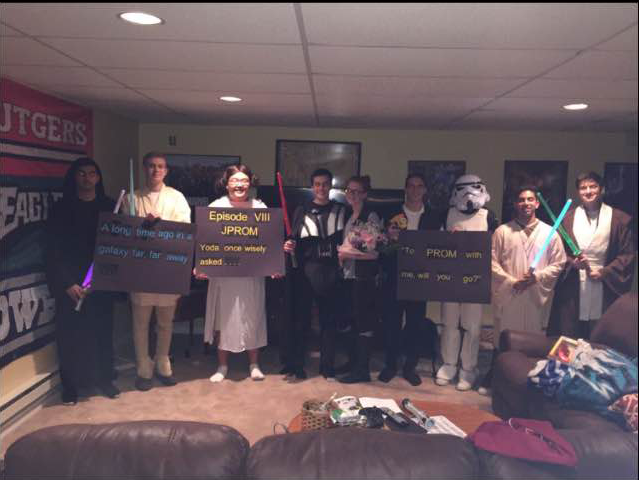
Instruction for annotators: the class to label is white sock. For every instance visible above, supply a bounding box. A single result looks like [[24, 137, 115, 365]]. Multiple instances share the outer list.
[[250, 363, 265, 381], [210, 366, 228, 383]]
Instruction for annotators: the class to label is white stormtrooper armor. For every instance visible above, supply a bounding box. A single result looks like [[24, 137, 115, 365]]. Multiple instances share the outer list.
[[436, 174, 492, 391]]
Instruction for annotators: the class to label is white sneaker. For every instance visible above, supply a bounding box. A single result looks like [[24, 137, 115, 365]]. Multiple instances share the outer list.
[[210, 366, 228, 383], [477, 386, 490, 396], [435, 377, 450, 386], [250, 364, 265, 381], [456, 379, 472, 391]]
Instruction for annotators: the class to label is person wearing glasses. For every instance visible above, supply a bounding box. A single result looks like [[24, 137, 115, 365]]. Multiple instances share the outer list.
[[195, 165, 270, 383], [378, 173, 444, 386], [125, 152, 191, 391], [46, 157, 119, 405], [336, 175, 382, 384]]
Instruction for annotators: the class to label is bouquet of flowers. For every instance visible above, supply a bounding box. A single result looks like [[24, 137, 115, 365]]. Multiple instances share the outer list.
[[338, 219, 389, 261]]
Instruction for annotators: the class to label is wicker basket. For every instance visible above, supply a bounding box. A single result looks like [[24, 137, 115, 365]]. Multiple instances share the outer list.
[[301, 399, 333, 430]]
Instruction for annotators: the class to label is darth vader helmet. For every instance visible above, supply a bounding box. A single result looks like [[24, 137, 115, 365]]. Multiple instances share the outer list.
[[450, 174, 490, 213]]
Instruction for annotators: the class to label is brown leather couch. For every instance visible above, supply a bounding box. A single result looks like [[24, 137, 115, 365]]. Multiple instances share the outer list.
[[491, 292, 638, 479], [4, 419, 637, 479]]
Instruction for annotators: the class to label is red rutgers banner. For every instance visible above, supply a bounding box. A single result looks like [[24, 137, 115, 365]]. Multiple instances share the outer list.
[[0, 78, 93, 367]]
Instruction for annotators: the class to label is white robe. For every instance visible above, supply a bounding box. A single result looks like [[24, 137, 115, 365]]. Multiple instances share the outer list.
[[573, 203, 612, 321], [124, 184, 191, 306], [491, 220, 566, 347], [203, 196, 267, 352]]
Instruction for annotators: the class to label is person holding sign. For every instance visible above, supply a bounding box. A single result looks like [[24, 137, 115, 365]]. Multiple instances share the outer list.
[[195, 165, 270, 383], [281, 168, 347, 381], [45, 158, 119, 405], [483, 186, 566, 396], [124, 152, 191, 391], [336, 175, 382, 384], [378, 173, 444, 386], [548, 172, 635, 340]]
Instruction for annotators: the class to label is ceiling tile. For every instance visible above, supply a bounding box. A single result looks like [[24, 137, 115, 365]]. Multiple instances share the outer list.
[[545, 51, 638, 80], [314, 75, 521, 98], [42, 38, 306, 73], [35, 84, 159, 106], [595, 25, 638, 51], [2, 65, 122, 87], [1, 4, 300, 43], [0, 24, 23, 36], [0, 37, 80, 66], [303, 3, 636, 49], [484, 96, 638, 115], [310, 46, 576, 77], [101, 69, 310, 93], [508, 79, 638, 99]]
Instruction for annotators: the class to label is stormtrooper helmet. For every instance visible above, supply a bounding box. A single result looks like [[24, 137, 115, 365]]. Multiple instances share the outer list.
[[450, 174, 490, 213]]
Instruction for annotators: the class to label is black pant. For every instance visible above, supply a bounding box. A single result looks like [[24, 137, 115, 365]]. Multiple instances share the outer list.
[[55, 291, 114, 392], [381, 281, 427, 372], [343, 278, 378, 335], [281, 267, 339, 371]]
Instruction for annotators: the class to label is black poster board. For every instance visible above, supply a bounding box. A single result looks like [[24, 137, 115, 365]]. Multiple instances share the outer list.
[[92, 213, 196, 294], [195, 207, 284, 277], [397, 230, 491, 303]]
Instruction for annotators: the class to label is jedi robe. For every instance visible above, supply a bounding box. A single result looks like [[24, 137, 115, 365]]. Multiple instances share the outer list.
[[491, 219, 567, 347], [548, 205, 635, 337]]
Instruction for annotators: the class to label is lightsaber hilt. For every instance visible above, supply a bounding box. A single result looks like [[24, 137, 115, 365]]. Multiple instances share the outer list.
[[530, 198, 572, 272], [401, 398, 435, 430], [537, 192, 580, 256], [276, 172, 297, 269]]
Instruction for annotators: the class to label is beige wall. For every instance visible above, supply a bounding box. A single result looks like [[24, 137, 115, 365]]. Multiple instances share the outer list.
[[0, 108, 139, 414], [139, 124, 638, 213]]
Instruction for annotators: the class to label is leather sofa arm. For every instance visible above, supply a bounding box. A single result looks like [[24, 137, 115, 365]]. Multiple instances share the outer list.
[[499, 329, 557, 358], [561, 428, 638, 479]]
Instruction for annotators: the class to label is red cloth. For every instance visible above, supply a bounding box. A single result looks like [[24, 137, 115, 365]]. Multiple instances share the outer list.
[[468, 418, 577, 467]]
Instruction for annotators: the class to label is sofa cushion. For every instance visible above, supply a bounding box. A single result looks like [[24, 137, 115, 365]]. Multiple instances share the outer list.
[[3, 421, 249, 479], [476, 448, 577, 480], [247, 428, 479, 479], [591, 292, 638, 359]]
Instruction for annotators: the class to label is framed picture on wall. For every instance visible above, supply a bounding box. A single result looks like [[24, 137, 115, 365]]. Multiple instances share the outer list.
[[502, 160, 568, 225], [603, 162, 638, 249], [275, 140, 361, 189], [408, 160, 466, 211], [164, 154, 240, 207]]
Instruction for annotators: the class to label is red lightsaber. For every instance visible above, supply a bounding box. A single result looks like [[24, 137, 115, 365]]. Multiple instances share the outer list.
[[276, 172, 297, 268]]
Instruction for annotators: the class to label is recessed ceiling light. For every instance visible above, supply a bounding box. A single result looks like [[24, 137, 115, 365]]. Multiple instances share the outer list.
[[220, 96, 242, 103], [118, 12, 164, 25], [563, 103, 589, 111]]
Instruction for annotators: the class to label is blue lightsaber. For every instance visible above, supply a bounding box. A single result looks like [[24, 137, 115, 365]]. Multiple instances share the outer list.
[[530, 198, 572, 272]]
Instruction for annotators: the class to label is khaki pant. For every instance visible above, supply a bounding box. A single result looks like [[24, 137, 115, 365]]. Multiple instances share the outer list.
[[131, 304, 177, 379]]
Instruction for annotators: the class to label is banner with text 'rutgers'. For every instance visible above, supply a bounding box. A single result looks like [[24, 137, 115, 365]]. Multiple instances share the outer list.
[[0, 78, 93, 367]]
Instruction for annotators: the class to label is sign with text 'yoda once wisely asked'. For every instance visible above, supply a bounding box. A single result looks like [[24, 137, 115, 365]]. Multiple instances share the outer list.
[[397, 230, 491, 303], [195, 207, 285, 277], [92, 213, 196, 295]]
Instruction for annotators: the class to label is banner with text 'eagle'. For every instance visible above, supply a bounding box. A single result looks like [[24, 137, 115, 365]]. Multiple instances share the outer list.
[[0, 78, 93, 367]]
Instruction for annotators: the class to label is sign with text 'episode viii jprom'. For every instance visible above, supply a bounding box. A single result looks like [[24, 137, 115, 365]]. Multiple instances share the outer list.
[[92, 213, 196, 295], [397, 230, 491, 304], [195, 207, 284, 277]]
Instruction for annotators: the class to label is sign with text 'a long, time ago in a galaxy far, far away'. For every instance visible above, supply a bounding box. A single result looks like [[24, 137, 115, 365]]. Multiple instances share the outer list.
[[195, 207, 284, 277], [92, 213, 196, 295], [397, 231, 491, 304]]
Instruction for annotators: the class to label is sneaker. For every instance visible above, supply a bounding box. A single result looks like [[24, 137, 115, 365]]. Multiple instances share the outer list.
[[155, 373, 177, 387], [477, 386, 491, 396], [378, 367, 396, 383], [135, 376, 153, 391], [62, 388, 78, 405], [210, 366, 227, 383], [250, 365, 265, 381], [99, 382, 121, 399], [319, 365, 335, 381], [456, 379, 472, 391], [403, 369, 422, 386], [279, 366, 294, 375], [435, 377, 451, 386]]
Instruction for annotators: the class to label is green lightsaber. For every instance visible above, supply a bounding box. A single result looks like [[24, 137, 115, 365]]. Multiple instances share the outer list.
[[537, 192, 580, 256]]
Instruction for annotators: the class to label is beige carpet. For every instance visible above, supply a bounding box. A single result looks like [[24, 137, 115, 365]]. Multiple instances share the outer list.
[[1, 334, 493, 457]]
